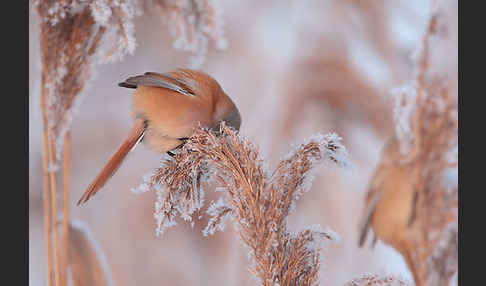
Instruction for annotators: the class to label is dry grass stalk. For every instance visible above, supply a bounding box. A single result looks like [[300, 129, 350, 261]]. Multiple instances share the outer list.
[[41, 74, 53, 286], [61, 131, 71, 286], [47, 130, 61, 286], [134, 125, 348, 285], [344, 274, 410, 286], [64, 220, 112, 286]]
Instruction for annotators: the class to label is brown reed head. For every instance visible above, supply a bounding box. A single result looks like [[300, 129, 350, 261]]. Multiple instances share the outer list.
[[344, 274, 410, 286], [132, 124, 348, 285], [151, 0, 228, 68], [35, 0, 139, 167]]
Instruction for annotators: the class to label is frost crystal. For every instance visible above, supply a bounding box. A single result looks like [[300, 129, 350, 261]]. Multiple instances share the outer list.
[[344, 274, 410, 286], [276, 132, 349, 216], [37, 0, 141, 167], [318, 132, 349, 167], [300, 224, 336, 251], [202, 198, 232, 236], [94, 0, 140, 63], [155, 0, 228, 68], [391, 83, 418, 155], [131, 173, 154, 194], [90, 0, 112, 26]]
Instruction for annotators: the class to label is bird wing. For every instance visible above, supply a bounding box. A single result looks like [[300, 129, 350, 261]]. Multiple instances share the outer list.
[[358, 163, 388, 247], [407, 188, 419, 226], [358, 190, 381, 247], [118, 72, 196, 97]]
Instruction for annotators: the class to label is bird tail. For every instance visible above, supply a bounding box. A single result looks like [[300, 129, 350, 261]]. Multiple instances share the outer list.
[[358, 192, 381, 247], [77, 118, 147, 206]]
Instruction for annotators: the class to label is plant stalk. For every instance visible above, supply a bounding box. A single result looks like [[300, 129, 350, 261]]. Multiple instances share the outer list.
[[41, 74, 53, 286], [47, 129, 61, 286], [61, 131, 71, 286]]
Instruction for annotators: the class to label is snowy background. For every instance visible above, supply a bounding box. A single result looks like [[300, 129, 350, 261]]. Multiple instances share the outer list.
[[30, 1, 439, 285]]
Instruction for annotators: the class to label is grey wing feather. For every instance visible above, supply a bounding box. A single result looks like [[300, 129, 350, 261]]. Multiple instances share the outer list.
[[144, 72, 196, 95], [118, 72, 195, 96], [407, 189, 419, 226]]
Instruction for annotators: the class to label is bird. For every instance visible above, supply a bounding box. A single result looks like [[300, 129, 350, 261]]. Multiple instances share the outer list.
[[77, 69, 241, 206], [358, 136, 423, 284]]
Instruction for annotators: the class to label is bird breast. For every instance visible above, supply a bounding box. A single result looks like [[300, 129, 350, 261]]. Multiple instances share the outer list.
[[371, 166, 416, 247], [131, 86, 213, 152]]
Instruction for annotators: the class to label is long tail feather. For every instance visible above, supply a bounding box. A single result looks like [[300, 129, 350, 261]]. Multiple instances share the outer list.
[[358, 192, 381, 247], [77, 119, 146, 206]]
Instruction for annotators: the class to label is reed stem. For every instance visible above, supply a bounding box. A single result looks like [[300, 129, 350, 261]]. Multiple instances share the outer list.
[[61, 131, 71, 286], [47, 129, 61, 286], [41, 74, 53, 286]]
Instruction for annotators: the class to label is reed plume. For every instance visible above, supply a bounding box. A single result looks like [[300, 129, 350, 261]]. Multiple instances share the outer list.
[[36, 0, 139, 167], [151, 0, 228, 68], [133, 125, 348, 285], [344, 274, 410, 286]]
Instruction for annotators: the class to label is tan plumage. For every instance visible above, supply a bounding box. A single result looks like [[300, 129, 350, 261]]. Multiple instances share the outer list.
[[77, 69, 241, 206], [358, 137, 422, 284]]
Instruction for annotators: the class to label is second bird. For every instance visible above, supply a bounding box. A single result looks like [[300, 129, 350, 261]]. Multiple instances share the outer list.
[[77, 68, 241, 205]]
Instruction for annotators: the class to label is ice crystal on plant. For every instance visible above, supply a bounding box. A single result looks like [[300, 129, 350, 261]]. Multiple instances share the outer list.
[[344, 274, 410, 286], [322, 225, 341, 243], [319, 132, 349, 168], [391, 84, 418, 155], [153, 0, 227, 68], [93, 0, 140, 63], [36, 0, 141, 166], [299, 224, 335, 252], [131, 173, 154, 194], [90, 0, 112, 26], [202, 198, 232, 236], [274, 132, 349, 216], [425, 221, 458, 286]]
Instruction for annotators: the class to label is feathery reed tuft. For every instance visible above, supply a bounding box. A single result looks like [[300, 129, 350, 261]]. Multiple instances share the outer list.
[[35, 0, 139, 166], [133, 125, 348, 285], [344, 274, 410, 286], [151, 0, 228, 68]]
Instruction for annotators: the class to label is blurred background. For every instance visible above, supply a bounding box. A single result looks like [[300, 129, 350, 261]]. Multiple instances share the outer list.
[[30, 0, 438, 285]]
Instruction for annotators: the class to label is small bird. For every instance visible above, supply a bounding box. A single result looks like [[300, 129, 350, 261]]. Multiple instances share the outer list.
[[358, 136, 422, 284], [77, 69, 241, 206]]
